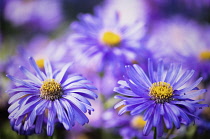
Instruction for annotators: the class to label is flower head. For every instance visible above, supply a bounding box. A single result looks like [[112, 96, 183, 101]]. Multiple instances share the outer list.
[[4, 0, 63, 31], [7, 35, 71, 78], [114, 59, 208, 137], [146, 17, 210, 80], [7, 57, 98, 136], [68, 6, 146, 77]]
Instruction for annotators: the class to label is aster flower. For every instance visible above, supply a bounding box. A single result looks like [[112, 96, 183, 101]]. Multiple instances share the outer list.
[[7, 35, 71, 77], [120, 115, 152, 139], [68, 6, 146, 77], [7, 57, 98, 136], [4, 0, 63, 31], [114, 59, 208, 137], [146, 17, 210, 80]]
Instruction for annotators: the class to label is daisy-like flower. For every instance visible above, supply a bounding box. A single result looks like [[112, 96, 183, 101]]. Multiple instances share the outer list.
[[4, 0, 63, 31], [114, 59, 208, 137], [68, 6, 146, 77], [6, 57, 98, 136], [146, 17, 210, 80]]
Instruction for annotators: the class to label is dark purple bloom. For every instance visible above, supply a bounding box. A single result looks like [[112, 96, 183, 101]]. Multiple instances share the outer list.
[[7, 57, 98, 136], [114, 59, 208, 137]]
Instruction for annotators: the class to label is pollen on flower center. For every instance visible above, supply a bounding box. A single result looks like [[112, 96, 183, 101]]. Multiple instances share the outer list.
[[199, 51, 210, 61], [40, 79, 62, 101], [131, 115, 146, 129], [149, 82, 173, 103], [36, 59, 45, 69], [101, 31, 121, 47]]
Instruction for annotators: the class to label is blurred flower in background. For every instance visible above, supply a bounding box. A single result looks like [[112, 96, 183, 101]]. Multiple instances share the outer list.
[[4, 0, 63, 32], [67, 4, 147, 78]]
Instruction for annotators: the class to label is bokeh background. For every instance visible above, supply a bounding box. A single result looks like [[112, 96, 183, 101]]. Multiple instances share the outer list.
[[1, 0, 210, 139]]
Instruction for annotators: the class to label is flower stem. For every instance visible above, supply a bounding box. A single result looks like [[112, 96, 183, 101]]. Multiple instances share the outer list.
[[166, 127, 175, 138], [154, 128, 157, 139]]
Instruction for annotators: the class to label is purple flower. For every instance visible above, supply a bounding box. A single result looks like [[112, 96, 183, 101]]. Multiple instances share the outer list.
[[4, 0, 63, 31], [102, 108, 152, 139], [7, 57, 98, 136], [68, 6, 146, 77], [7, 35, 71, 77], [146, 17, 210, 79], [114, 59, 208, 137]]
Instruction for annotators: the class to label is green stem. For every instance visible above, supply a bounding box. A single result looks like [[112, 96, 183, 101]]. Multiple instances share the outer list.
[[154, 128, 157, 139], [166, 127, 175, 139], [25, 135, 28, 139]]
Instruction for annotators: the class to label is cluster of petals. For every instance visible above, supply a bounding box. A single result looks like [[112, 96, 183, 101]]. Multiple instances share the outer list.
[[7, 57, 98, 136]]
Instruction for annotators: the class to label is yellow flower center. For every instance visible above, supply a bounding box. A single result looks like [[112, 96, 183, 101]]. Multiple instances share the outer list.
[[36, 59, 45, 69], [101, 31, 121, 47], [149, 82, 173, 103], [199, 51, 210, 61], [131, 115, 146, 129], [40, 79, 62, 101]]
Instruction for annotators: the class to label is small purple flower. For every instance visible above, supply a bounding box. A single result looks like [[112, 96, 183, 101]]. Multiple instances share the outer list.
[[7, 35, 71, 77], [146, 17, 210, 80], [68, 6, 146, 77], [7, 57, 98, 136], [4, 0, 63, 31], [114, 59, 208, 137]]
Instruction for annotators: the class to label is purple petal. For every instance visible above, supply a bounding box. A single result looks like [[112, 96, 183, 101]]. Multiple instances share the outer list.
[[163, 109, 172, 129], [28, 100, 47, 127], [114, 87, 139, 97], [47, 102, 56, 136], [64, 95, 87, 113], [44, 60, 53, 79], [19, 66, 42, 85], [28, 57, 45, 81], [171, 101, 196, 112], [7, 87, 38, 94], [72, 104, 89, 125], [165, 104, 180, 129], [164, 64, 175, 83], [176, 77, 203, 95], [172, 70, 194, 89], [14, 98, 41, 119], [60, 98, 75, 126], [157, 60, 164, 82], [169, 64, 182, 86], [117, 80, 129, 88], [64, 88, 98, 99], [133, 64, 152, 86], [54, 100, 72, 130], [6, 75, 37, 89], [55, 63, 72, 83], [181, 89, 206, 100], [148, 59, 155, 82], [35, 114, 44, 134], [157, 120, 164, 137], [62, 75, 86, 87], [9, 92, 35, 104], [143, 117, 153, 136], [130, 101, 153, 115], [70, 93, 91, 105], [153, 104, 161, 127]]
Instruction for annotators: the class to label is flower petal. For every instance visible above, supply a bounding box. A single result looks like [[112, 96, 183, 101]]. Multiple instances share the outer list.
[[19, 66, 42, 85], [44, 60, 53, 79], [55, 63, 72, 83]]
